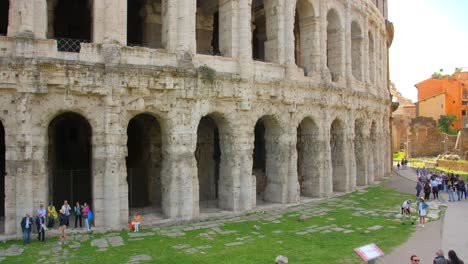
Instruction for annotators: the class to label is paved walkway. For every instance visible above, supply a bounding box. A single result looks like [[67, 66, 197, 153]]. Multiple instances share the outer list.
[[379, 167, 468, 263]]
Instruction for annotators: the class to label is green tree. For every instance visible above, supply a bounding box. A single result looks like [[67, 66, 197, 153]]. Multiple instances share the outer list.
[[437, 114, 457, 134]]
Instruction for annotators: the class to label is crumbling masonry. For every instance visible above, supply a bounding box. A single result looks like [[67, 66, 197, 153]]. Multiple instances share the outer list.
[[0, 0, 392, 234]]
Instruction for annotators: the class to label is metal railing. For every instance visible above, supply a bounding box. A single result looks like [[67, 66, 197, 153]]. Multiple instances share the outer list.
[[56, 38, 89, 53]]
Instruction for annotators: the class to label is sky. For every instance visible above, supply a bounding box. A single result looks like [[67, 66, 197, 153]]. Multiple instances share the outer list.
[[388, 0, 468, 102]]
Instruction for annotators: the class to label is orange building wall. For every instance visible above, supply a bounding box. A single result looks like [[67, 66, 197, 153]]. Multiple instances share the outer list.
[[416, 75, 464, 129]]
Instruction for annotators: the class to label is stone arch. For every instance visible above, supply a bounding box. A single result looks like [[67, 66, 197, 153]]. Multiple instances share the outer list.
[[368, 120, 377, 183], [47, 112, 92, 208], [354, 118, 366, 186], [368, 30, 375, 83], [126, 113, 163, 213], [47, 0, 93, 52], [326, 8, 343, 82], [0, 0, 8, 36], [195, 114, 222, 210], [253, 115, 283, 203], [294, 0, 317, 75], [351, 21, 363, 81], [196, 0, 221, 55], [330, 118, 346, 192], [127, 0, 164, 48], [296, 117, 321, 197]]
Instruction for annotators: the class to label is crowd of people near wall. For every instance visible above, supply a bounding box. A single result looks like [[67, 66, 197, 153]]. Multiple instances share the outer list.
[[20, 200, 92, 245], [414, 167, 467, 202]]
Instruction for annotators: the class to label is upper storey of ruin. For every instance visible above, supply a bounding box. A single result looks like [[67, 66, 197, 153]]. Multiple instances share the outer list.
[[0, 0, 390, 100]]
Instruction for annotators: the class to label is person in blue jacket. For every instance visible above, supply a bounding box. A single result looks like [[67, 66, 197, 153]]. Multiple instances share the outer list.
[[417, 197, 429, 227]]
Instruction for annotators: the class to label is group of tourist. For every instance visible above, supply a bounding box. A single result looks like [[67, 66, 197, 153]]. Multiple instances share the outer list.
[[411, 249, 464, 264], [415, 168, 467, 202], [20, 200, 92, 245]]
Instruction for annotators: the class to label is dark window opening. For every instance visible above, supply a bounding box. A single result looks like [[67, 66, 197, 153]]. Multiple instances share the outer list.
[[196, 0, 221, 55], [127, 0, 144, 46], [294, 11, 301, 67], [50, 0, 92, 52], [462, 110, 466, 116], [252, 0, 266, 61], [0, 0, 9, 36]]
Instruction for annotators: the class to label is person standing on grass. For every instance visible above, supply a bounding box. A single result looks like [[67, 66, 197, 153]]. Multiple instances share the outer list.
[[447, 250, 464, 264], [74, 202, 82, 228], [20, 213, 34, 244], [132, 212, 141, 232], [417, 197, 428, 227], [82, 202, 91, 231], [46, 202, 57, 229], [401, 199, 413, 225], [58, 209, 67, 245], [36, 213, 45, 242], [61, 200, 71, 226]]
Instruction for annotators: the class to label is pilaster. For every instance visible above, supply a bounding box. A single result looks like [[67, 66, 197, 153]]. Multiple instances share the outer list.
[[93, 0, 127, 45]]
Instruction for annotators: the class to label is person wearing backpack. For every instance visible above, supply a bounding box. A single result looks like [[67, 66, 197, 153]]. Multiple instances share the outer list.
[[81, 202, 91, 231]]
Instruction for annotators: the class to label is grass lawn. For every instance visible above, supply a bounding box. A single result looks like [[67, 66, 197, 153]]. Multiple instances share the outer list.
[[392, 151, 405, 161], [1, 186, 416, 264]]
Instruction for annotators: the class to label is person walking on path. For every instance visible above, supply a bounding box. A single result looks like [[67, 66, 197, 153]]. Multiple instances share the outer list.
[[401, 199, 414, 225], [448, 250, 464, 264], [46, 202, 57, 229], [132, 212, 141, 232], [410, 255, 420, 263], [20, 213, 34, 244], [417, 197, 429, 227], [415, 181, 423, 198], [424, 182, 431, 200], [448, 183, 456, 202], [397, 162, 401, 171], [36, 214, 46, 242], [433, 249, 448, 264], [431, 178, 439, 200], [58, 209, 67, 245], [74, 202, 82, 228]]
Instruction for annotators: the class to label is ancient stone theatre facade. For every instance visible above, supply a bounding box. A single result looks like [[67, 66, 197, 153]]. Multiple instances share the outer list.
[[0, 0, 392, 234]]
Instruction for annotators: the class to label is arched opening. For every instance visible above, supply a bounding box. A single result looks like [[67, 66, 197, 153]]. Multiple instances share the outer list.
[[253, 116, 282, 204], [0, 122, 5, 233], [196, 0, 221, 55], [294, 0, 317, 75], [330, 119, 345, 192], [351, 21, 363, 81], [0, 0, 9, 36], [48, 0, 92, 52], [48, 113, 92, 208], [251, 0, 266, 61], [368, 31, 375, 83], [297, 117, 321, 197], [126, 114, 162, 213], [127, 0, 163, 48], [368, 121, 377, 183], [355, 119, 366, 186], [195, 115, 221, 210], [326, 9, 343, 82]]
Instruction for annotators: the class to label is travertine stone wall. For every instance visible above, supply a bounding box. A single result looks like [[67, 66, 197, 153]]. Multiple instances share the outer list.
[[0, 0, 391, 234]]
